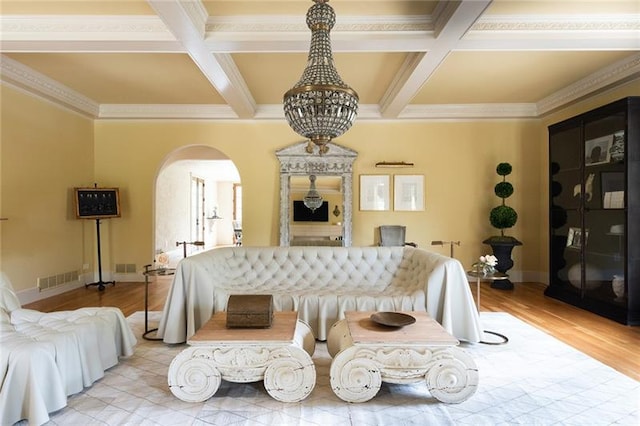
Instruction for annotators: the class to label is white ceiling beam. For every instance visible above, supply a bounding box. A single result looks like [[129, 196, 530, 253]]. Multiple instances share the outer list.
[[2, 7, 637, 121], [1, 13, 636, 53], [379, 0, 492, 119], [0, 40, 185, 53], [147, 0, 256, 118]]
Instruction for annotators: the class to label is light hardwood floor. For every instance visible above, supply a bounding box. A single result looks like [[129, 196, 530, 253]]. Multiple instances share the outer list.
[[24, 279, 640, 381]]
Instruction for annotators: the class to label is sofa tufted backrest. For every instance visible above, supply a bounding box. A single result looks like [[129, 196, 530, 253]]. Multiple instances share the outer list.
[[184, 246, 443, 294]]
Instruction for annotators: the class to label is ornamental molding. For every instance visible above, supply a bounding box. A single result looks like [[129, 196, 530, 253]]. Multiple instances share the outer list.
[[472, 14, 640, 32], [537, 53, 640, 115], [0, 55, 98, 117], [279, 160, 353, 175], [400, 103, 538, 120], [2, 13, 636, 41], [205, 15, 432, 34], [180, 0, 209, 37], [0, 15, 173, 40], [98, 104, 237, 119]]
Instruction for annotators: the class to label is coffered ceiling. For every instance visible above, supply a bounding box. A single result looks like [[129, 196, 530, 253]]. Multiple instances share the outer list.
[[1, 0, 639, 120]]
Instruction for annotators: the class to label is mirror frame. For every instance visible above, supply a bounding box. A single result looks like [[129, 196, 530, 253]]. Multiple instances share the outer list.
[[276, 141, 357, 246]]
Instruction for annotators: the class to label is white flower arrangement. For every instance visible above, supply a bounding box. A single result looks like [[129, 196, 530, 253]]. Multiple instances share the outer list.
[[473, 254, 498, 276], [155, 252, 169, 270]]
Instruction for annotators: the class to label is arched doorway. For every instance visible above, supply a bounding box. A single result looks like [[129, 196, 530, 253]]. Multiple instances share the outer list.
[[154, 145, 241, 267]]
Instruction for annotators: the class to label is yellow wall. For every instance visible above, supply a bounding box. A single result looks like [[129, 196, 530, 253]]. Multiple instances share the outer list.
[[1, 85, 94, 294], [91, 118, 543, 279], [2, 79, 639, 296]]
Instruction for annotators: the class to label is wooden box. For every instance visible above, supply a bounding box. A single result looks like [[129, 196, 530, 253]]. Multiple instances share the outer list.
[[226, 294, 274, 328]]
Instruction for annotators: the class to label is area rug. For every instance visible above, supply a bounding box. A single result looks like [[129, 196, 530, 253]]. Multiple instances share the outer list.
[[41, 312, 638, 425]]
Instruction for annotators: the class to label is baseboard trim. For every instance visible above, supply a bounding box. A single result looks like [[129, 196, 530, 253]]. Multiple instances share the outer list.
[[16, 273, 145, 305], [17, 280, 86, 305]]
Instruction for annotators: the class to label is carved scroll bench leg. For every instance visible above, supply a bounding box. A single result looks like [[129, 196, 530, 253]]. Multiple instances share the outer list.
[[330, 346, 382, 403], [264, 346, 316, 402], [168, 347, 221, 403], [425, 347, 478, 404]]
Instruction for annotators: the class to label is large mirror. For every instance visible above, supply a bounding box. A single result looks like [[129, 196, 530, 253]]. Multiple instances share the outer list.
[[276, 142, 357, 246]]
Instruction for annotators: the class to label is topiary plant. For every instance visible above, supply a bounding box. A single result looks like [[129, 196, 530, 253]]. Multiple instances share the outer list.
[[489, 162, 519, 242], [483, 162, 521, 290]]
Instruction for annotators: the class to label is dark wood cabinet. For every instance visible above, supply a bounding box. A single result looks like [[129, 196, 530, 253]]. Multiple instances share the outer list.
[[545, 97, 639, 325]]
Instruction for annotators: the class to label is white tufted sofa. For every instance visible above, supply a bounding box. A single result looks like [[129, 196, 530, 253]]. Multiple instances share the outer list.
[[0, 272, 137, 426], [157, 246, 483, 344]]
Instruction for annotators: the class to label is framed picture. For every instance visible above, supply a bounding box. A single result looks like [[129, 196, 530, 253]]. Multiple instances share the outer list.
[[74, 187, 121, 219], [359, 175, 390, 211], [585, 135, 613, 166], [566, 227, 588, 249], [393, 175, 424, 211]]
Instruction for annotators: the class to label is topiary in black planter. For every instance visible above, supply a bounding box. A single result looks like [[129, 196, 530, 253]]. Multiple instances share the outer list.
[[483, 162, 522, 290]]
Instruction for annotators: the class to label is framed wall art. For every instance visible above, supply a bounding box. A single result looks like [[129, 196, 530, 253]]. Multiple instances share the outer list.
[[74, 187, 121, 219], [393, 175, 424, 211], [359, 175, 390, 211]]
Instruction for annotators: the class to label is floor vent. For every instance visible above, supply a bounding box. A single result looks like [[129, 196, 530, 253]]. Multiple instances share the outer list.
[[116, 264, 137, 274], [38, 269, 80, 291]]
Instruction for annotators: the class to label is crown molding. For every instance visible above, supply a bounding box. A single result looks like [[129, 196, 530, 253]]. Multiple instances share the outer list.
[[400, 103, 538, 120], [4, 48, 635, 121], [0, 55, 98, 117], [98, 104, 237, 120], [537, 53, 640, 115]]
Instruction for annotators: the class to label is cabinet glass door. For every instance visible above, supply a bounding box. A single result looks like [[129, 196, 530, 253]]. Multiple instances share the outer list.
[[549, 125, 582, 293], [582, 111, 626, 305]]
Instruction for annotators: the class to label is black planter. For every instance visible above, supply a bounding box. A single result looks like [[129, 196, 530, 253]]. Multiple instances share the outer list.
[[482, 237, 522, 290]]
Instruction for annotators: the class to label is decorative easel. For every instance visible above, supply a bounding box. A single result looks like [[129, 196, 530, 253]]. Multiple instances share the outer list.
[[85, 218, 115, 291], [75, 184, 121, 292]]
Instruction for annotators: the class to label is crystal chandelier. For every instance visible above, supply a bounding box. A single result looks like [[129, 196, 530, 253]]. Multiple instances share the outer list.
[[283, 0, 359, 154], [303, 175, 323, 211]]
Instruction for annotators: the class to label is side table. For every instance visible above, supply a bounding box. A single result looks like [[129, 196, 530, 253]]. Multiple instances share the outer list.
[[467, 269, 509, 345], [142, 265, 175, 341]]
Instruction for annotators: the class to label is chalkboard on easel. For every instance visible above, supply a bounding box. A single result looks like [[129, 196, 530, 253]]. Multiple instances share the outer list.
[[74, 187, 121, 219]]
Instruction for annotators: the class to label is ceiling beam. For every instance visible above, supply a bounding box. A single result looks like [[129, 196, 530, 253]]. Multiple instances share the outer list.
[[147, 0, 256, 118], [1, 12, 635, 53], [379, 0, 492, 119], [1, 4, 637, 121]]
